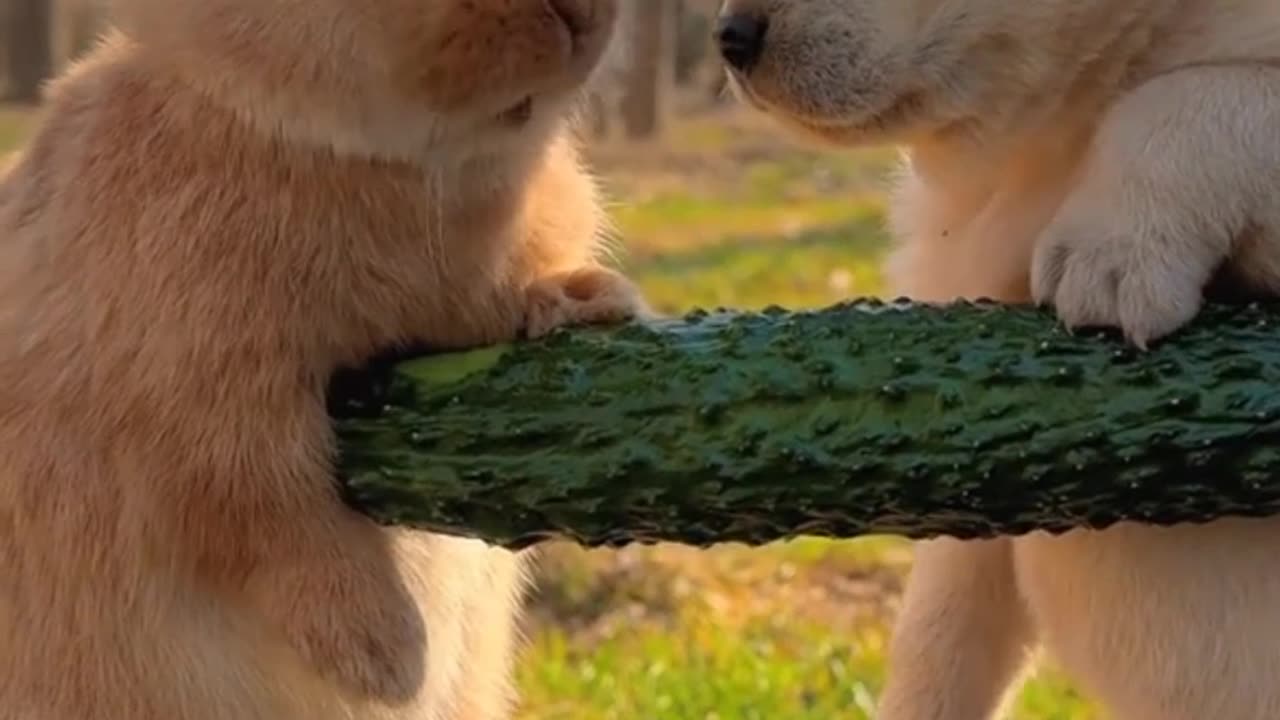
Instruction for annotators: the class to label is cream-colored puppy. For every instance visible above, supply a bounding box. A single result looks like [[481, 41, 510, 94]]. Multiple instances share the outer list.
[[715, 0, 1280, 717], [0, 1, 645, 719]]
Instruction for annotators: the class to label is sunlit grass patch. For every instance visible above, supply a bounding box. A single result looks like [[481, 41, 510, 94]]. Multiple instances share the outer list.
[[519, 536, 1097, 720], [518, 616, 889, 720], [622, 213, 891, 313]]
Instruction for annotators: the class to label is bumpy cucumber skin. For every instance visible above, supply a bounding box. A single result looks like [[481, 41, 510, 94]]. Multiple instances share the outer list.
[[328, 300, 1280, 550]]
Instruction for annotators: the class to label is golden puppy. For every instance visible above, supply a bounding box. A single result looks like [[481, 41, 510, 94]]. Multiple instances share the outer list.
[[716, 0, 1280, 717], [0, 1, 646, 718]]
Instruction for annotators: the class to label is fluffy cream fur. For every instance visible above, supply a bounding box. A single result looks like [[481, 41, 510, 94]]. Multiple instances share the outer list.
[[720, 0, 1280, 717], [0, 1, 647, 719]]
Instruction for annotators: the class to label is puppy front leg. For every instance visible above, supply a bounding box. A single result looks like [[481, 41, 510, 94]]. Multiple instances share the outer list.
[[221, 408, 428, 704], [246, 502, 428, 703], [877, 537, 1035, 720], [1032, 65, 1280, 347]]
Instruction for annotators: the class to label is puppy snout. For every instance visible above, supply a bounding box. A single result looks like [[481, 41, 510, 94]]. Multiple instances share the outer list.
[[715, 12, 767, 71]]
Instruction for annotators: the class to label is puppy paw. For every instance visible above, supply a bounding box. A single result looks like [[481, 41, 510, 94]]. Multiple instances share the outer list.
[[1031, 230, 1215, 348], [259, 534, 427, 701], [292, 597, 425, 702], [523, 266, 650, 339]]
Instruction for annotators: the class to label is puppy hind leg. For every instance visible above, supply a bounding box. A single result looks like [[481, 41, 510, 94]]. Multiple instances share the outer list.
[[877, 537, 1036, 720]]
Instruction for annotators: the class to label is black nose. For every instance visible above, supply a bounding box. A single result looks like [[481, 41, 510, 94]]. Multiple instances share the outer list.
[[715, 13, 767, 72]]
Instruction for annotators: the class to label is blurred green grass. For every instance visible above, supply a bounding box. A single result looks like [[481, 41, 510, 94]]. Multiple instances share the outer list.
[[0, 102, 1100, 719]]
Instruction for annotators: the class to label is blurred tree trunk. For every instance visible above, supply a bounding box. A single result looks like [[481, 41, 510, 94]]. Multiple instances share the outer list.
[[673, 0, 712, 86], [619, 0, 677, 139], [51, 0, 107, 72], [0, 0, 52, 103], [683, 0, 731, 105]]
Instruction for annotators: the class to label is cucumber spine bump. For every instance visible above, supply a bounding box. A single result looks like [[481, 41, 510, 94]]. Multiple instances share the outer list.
[[328, 299, 1280, 549]]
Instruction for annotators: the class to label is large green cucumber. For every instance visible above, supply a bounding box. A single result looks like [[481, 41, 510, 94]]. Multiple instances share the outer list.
[[328, 300, 1280, 549]]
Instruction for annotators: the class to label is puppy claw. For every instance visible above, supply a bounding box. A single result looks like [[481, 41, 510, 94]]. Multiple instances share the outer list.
[[523, 266, 650, 339], [1031, 234, 1206, 349]]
